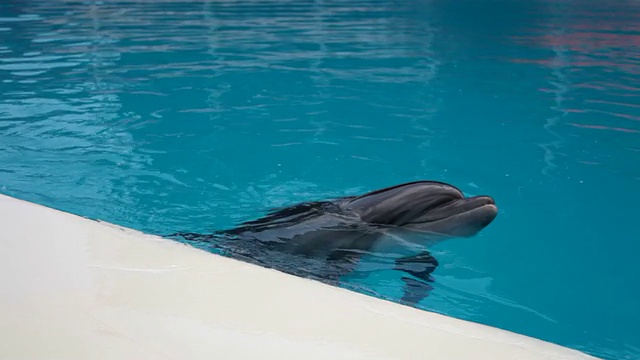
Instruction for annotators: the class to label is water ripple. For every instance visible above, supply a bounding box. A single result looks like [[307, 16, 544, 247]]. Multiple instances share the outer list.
[[1, 1, 639, 359]]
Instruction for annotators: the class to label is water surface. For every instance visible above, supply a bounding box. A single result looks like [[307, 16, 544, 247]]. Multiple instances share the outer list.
[[1, 1, 640, 358]]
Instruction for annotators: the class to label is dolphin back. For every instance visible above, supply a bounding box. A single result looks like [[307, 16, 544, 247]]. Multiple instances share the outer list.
[[220, 200, 348, 235]]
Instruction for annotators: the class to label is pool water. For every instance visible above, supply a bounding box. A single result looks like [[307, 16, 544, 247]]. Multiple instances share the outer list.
[[1, 0, 639, 358]]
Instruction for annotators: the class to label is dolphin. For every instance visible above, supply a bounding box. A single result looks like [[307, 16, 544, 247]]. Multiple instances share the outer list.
[[170, 180, 497, 306]]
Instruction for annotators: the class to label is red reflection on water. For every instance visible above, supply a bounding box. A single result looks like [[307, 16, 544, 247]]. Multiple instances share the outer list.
[[510, 9, 640, 74], [510, 56, 640, 75], [592, 110, 640, 122], [568, 123, 640, 133], [587, 99, 640, 110], [536, 31, 640, 51], [571, 18, 640, 33]]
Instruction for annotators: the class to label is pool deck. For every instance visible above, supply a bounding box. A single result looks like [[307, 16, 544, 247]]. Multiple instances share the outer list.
[[0, 193, 598, 360]]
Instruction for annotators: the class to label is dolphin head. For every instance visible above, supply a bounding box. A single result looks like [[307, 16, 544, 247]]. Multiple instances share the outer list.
[[345, 181, 498, 238]]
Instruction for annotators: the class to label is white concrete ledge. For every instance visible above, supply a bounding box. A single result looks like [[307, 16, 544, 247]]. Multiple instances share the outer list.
[[0, 194, 597, 359]]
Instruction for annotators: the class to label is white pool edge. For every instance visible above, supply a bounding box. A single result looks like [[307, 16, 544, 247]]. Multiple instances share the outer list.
[[0, 193, 598, 359]]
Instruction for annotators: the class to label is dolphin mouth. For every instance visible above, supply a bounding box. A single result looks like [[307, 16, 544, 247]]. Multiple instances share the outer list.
[[401, 194, 497, 238], [408, 195, 497, 224]]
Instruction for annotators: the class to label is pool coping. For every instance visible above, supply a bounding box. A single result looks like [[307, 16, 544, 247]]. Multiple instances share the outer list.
[[0, 193, 598, 359]]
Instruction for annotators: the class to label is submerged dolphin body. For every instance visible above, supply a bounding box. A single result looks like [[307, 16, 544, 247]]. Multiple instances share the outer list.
[[172, 181, 498, 306]]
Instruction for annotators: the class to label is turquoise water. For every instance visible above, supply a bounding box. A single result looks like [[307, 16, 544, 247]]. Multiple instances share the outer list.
[[1, 0, 639, 358]]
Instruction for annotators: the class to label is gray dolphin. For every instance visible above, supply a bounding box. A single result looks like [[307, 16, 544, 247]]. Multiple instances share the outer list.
[[171, 180, 497, 306]]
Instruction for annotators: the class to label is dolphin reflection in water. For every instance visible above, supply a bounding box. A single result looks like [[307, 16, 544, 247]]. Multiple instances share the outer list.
[[171, 180, 498, 306]]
